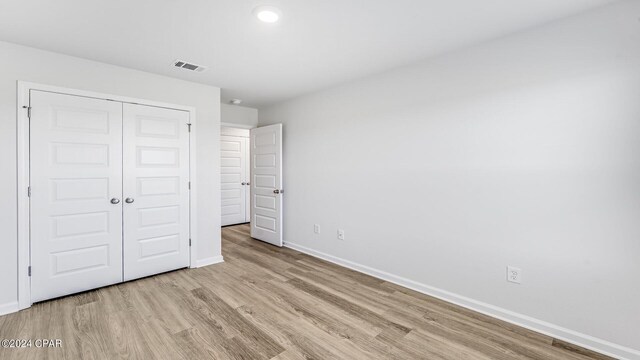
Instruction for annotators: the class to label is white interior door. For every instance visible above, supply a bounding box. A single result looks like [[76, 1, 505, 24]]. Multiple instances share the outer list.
[[30, 90, 124, 302], [221, 135, 248, 226], [250, 124, 283, 247], [122, 103, 190, 281]]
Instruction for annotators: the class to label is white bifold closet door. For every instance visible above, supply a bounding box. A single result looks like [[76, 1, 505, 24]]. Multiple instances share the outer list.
[[30, 91, 124, 302], [122, 103, 190, 281], [30, 91, 190, 302], [221, 135, 250, 226]]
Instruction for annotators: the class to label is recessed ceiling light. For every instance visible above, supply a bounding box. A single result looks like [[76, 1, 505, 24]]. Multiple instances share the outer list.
[[253, 5, 282, 23], [229, 99, 243, 105]]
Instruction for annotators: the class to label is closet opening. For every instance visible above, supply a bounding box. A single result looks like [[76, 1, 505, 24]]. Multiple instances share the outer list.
[[17, 81, 198, 309]]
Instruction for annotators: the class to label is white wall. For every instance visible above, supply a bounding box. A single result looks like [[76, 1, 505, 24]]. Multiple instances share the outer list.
[[259, 1, 640, 358], [221, 103, 258, 128], [0, 41, 222, 312]]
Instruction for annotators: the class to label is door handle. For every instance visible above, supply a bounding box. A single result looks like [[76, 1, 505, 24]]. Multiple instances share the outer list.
[[241, 182, 246, 185], [125, 198, 135, 204], [110, 198, 120, 204], [273, 189, 284, 194], [246, 182, 250, 186]]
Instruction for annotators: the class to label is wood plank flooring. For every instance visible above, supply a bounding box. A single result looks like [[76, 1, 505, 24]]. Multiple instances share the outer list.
[[0, 224, 615, 360]]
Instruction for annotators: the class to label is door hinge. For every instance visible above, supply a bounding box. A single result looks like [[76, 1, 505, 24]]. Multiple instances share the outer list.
[[189, 238, 192, 247], [27, 186, 31, 197], [28, 266, 31, 277], [188, 181, 191, 190], [23, 106, 32, 119], [187, 123, 192, 132]]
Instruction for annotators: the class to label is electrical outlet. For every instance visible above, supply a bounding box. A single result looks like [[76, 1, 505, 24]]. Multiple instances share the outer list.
[[507, 266, 522, 284], [314, 224, 321, 234], [337, 229, 345, 240]]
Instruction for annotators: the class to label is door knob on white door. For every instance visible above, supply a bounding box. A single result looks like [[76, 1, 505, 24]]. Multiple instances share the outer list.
[[111, 198, 120, 204], [241, 182, 246, 185], [125, 198, 135, 204], [273, 189, 283, 194]]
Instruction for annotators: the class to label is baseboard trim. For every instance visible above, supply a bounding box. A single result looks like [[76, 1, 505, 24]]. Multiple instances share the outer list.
[[284, 241, 639, 360], [195, 255, 224, 268], [0, 301, 19, 316]]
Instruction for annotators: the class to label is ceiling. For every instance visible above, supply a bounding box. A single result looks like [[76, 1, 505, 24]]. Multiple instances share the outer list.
[[0, 0, 617, 108]]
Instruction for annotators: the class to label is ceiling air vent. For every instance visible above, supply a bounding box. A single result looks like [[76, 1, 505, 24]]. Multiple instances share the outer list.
[[172, 59, 207, 72]]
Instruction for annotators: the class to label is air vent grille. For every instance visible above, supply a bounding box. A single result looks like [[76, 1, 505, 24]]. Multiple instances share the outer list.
[[173, 59, 207, 72]]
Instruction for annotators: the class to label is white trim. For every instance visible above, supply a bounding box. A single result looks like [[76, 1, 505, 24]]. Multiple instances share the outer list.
[[188, 107, 198, 269], [0, 302, 19, 316], [221, 122, 255, 129], [221, 126, 250, 137], [16, 81, 200, 313], [17, 81, 30, 310], [19, 82, 197, 112], [284, 241, 640, 360], [195, 255, 224, 268]]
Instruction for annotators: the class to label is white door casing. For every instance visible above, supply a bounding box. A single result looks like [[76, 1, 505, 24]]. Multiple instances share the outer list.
[[250, 124, 283, 247], [30, 90, 124, 302], [221, 135, 249, 226], [122, 103, 191, 281]]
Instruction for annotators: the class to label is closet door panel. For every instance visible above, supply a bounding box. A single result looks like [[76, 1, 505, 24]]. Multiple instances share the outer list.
[[122, 104, 190, 281], [30, 90, 123, 302]]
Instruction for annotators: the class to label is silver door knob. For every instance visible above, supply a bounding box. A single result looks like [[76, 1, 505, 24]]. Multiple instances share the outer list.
[[110, 198, 120, 204], [125, 198, 135, 204], [246, 182, 250, 186], [241, 182, 246, 185], [273, 189, 283, 194]]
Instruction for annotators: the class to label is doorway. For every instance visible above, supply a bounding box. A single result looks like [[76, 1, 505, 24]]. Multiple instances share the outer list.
[[221, 127, 251, 226], [220, 124, 284, 247]]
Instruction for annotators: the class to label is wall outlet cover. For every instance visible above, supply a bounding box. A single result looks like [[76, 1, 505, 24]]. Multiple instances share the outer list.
[[507, 266, 522, 284]]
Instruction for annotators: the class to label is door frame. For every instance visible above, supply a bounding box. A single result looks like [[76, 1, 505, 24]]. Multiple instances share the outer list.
[[17, 81, 199, 310]]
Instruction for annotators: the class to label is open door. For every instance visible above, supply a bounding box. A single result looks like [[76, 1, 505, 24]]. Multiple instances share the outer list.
[[250, 124, 283, 247]]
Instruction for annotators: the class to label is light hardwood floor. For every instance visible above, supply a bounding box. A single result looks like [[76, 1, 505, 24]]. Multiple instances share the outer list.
[[0, 224, 614, 360]]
